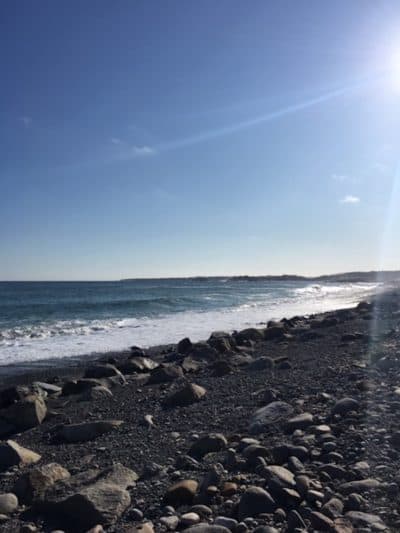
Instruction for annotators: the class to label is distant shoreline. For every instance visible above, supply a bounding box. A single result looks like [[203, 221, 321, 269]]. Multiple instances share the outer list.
[[1, 269, 400, 283]]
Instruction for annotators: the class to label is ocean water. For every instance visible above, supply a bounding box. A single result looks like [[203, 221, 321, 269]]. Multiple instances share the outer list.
[[0, 279, 381, 366]]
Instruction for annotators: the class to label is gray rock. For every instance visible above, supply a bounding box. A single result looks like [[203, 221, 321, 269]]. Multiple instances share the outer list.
[[238, 486, 276, 520], [0, 493, 18, 514], [339, 479, 381, 494], [249, 402, 293, 434], [345, 511, 386, 529], [262, 465, 295, 492], [286, 413, 314, 432], [183, 525, 230, 533], [178, 337, 193, 355], [56, 420, 123, 443], [214, 516, 238, 530], [40, 463, 138, 529], [13, 463, 70, 504], [321, 497, 344, 518]]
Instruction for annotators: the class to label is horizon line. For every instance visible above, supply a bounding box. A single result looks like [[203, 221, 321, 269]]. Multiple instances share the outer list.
[[1, 269, 399, 283]]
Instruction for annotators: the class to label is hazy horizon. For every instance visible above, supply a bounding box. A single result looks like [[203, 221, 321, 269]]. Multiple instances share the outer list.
[[2, 1, 400, 280]]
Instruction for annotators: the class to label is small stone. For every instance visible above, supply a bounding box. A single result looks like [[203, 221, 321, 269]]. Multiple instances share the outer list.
[[0, 493, 18, 514], [181, 513, 201, 526], [321, 497, 344, 518], [287, 509, 306, 531], [345, 511, 386, 529], [56, 420, 123, 443]]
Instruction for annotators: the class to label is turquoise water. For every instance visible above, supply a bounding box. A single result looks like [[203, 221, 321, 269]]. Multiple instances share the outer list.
[[0, 278, 380, 365]]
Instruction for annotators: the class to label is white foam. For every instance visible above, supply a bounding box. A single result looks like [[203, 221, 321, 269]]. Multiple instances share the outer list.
[[0, 282, 380, 366]]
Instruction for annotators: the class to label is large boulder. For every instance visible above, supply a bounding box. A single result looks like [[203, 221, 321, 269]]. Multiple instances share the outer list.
[[14, 463, 70, 504], [0, 394, 47, 431], [249, 402, 293, 434], [0, 440, 41, 471], [56, 420, 123, 443], [164, 383, 206, 407], [40, 463, 138, 530]]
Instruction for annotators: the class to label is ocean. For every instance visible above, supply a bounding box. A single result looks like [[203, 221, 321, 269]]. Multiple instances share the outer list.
[[0, 278, 381, 367]]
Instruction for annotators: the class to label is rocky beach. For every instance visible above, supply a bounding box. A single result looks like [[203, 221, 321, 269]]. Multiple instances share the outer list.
[[0, 290, 399, 532]]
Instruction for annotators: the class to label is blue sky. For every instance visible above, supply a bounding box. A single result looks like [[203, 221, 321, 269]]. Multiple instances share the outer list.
[[1, 0, 400, 280]]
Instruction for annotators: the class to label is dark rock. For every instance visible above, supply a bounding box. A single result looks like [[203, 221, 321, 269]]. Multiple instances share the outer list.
[[117, 357, 158, 375], [189, 434, 228, 459], [55, 420, 123, 443], [287, 509, 306, 531], [40, 463, 138, 529], [164, 383, 206, 407], [332, 397, 359, 416], [164, 480, 199, 506], [309, 511, 334, 530], [272, 444, 308, 464], [264, 325, 285, 340], [178, 337, 193, 355], [0, 386, 31, 408], [211, 360, 233, 377], [235, 328, 264, 345], [190, 342, 219, 361], [208, 332, 234, 353], [237, 486, 276, 520], [62, 378, 105, 396], [149, 364, 184, 384], [0, 394, 47, 431], [84, 364, 125, 383]]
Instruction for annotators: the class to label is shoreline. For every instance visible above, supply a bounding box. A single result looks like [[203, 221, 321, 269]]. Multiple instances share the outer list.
[[0, 289, 399, 531], [0, 290, 382, 388]]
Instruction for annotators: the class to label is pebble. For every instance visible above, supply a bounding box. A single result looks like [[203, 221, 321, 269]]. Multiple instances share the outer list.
[[0, 493, 18, 514]]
